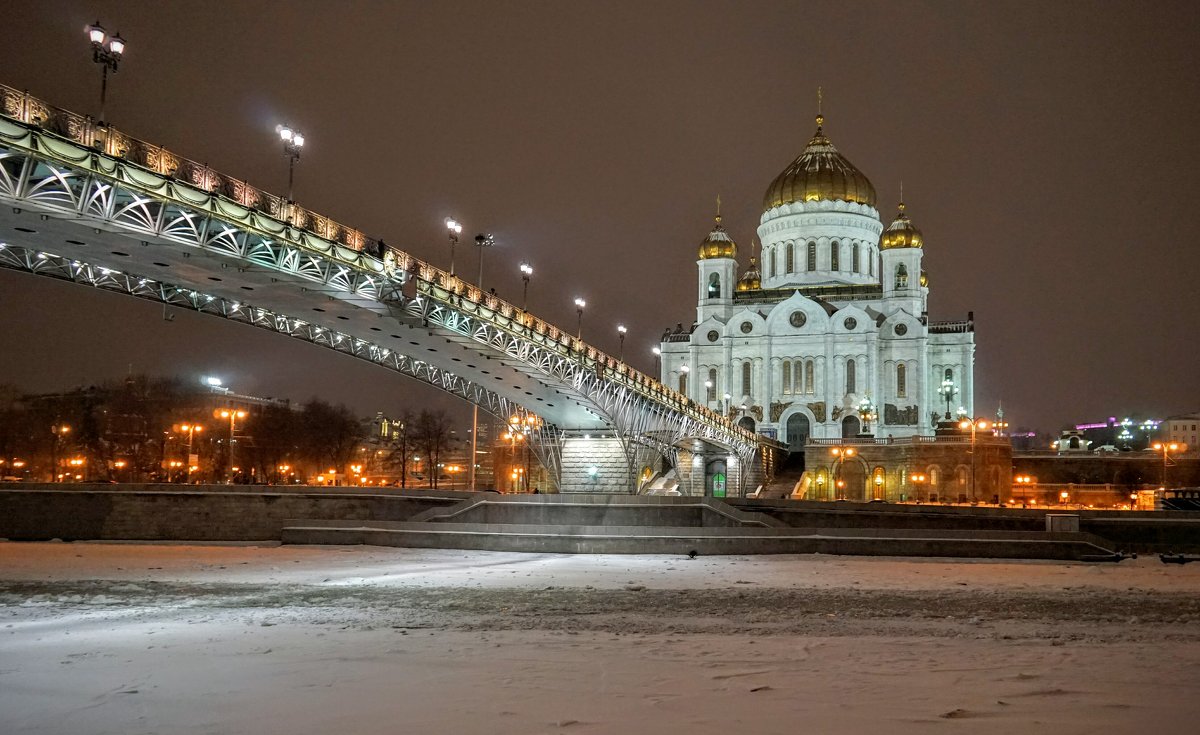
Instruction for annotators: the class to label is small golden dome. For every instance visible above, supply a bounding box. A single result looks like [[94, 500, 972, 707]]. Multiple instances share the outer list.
[[763, 114, 876, 211], [880, 202, 924, 250], [698, 214, 737, 260], [736, 256, 761, 292], [920, 269, 929, 287]]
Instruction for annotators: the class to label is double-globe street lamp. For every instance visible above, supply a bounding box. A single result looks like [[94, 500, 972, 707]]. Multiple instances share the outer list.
[[85, 21, 126, 126], [519, 262, 533, 310], [277, 125, 306, 203], [217, 408, 247, 483], [829, 446, 857, 500], [445, 218, 462, 275], [938, 378, 957, 421], [1151, 441, 1183, 488], [574, 297, 586, 339], [958, 416, 991, 503], [175, 423, 205, 482]]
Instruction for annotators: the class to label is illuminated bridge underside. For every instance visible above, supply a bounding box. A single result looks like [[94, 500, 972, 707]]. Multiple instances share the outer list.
[[0, 100, 764, 491]]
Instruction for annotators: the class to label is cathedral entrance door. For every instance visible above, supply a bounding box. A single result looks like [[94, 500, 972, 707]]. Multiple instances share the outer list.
[[705, 459, 728, 498], [836, 460, 868, 501], [786, 413, 810, 451], [841, 416, 861, 438]]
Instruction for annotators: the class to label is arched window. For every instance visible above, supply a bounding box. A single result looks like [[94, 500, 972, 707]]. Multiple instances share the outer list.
[[852, 244, 860, 273], [929, 466, 940, 487], [897, 363, 907, 398], [868, 249, 875, 276], [804, 360, 815, 394], [769, 247, 777, 278], [741, 362, 752, 397], [944, 367, 954, 382], [807, 242, 817, 271], [845, 359, 856, 394], [678, 373, 687, 395], [785, 243, 794, 273], [830, 241, 840, 271], [782, 361, 792, 394], [707, 368, 717, 402], [895, 264, 908, 289], [707, 272, 720, 298]]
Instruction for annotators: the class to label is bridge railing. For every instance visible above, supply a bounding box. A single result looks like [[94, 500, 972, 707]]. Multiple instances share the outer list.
[[807, 434, 1011, 447], [0, 83, 755, 446], [0, 84, 377, 255]]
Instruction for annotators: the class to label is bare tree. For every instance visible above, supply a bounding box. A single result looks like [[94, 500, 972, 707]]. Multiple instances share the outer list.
[[413, 409, 454, 489], [300, 399, 364, 483]]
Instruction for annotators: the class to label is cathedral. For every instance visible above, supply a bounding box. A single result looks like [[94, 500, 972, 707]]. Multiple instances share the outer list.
[[659, 112, 976, 451]]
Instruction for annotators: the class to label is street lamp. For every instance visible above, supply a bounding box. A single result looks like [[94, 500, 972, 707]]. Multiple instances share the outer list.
[[857, 395, 877, 435], [217, 409, 247, 483], [830, 446, 857, 500], [617, 324, 627, 362], [445, 218, 462, 275], [723, 392, 732, 416], [909, 472, 928, 503], [276, 125, 305, 202], [86, 21, 125, 125], [1151, 441, 1182, 488], [474, 233, 494, 287], [958, 417, 991, 502], [50, 424, 71, 482], [175, 423, 204, 483], [938, 378, 957, 420], [519, 261, 533, 310], [574, 297, 586, 339], [652, 347, 661, 377]]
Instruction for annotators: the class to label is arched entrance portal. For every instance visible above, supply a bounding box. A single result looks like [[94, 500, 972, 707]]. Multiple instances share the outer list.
[[738, 416, 756, 433], [786, 413, 810, 451], [841, 415, 861, 438], [705, 459, 728, 498], [835, 460, 869, 501]]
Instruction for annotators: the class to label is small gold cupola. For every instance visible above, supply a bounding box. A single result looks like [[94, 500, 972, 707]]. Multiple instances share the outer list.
[[698, 197, 737, 260], [880, 199, 924, 250], [736, 250, 762, 292]]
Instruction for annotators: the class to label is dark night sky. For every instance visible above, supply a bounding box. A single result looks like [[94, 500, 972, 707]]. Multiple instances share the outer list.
[[1, 1, 1197, 432]]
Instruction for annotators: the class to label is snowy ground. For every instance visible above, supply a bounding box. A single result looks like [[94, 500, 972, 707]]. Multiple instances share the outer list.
[[3, 542, 1200, 734]]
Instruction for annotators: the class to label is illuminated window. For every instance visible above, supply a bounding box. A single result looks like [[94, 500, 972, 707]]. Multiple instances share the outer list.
[[807, 242, 817, 271], [782, 361, 792, 394], [804, 360, 815, 394], [830, 241, 840, 271], [707, 272, 720, 298]]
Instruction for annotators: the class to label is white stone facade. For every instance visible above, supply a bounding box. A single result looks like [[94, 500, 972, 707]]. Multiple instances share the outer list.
[[660, 127, 976, 451]]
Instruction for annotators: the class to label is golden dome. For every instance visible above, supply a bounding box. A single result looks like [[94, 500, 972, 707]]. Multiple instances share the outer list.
[[920, 269, 929, 287], [736, 256, 761, 292], [880, 202, 924, 250], [698, 214, 737, 260], [763, 115, 876, 211]]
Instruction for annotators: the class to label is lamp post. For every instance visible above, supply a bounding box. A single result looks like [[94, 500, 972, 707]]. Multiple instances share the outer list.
[[909, 472, 928, 503], [1151, 441, 1181, 488], [574, 297, 586, 339], [958, 417, 991, 502], [519, 261, 533, 310], [445, 218, 462, 275], [857, 395, 877, 436], [652, 347, 661, 377], [50, 424, 71, 482], [829, 446, 857, 501], [276, 125, 305, 202], [680, 364, 690, 397], [617, 325, 627, 362], [175, 423, 204, 483], [217, 409, 247, 483], [704, 379, 713, 406], [1014, 474, 1035, 505], [723, 392, 732, 417], [938, 378, 957, 421], [85, 21, 125, 126], [474, 233, 494, 287]]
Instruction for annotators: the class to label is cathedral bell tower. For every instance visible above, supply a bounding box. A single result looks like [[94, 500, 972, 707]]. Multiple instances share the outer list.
[[696, 200, 738, 324], [879, 199, 926, 316]]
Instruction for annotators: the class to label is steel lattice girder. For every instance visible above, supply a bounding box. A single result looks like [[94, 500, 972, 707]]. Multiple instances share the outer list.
[[0, 244, 522, 421], [0, 118, 759, 458]]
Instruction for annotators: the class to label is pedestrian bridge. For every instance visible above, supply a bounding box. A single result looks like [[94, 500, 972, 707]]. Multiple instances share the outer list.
[[0, 84, 773, 493]]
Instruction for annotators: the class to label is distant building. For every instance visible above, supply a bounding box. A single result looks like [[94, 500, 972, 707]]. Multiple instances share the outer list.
[[1163, 413, 1200, 452]]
